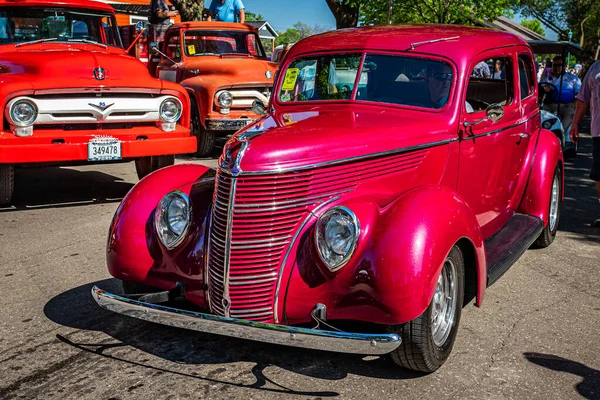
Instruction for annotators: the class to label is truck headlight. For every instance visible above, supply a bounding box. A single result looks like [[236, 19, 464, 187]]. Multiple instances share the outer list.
[[159, 98, 182, 123], [154, 191, 191, 249], [217, 91, 233, 108], [9, 99, 37, 127], [315, 206, 360, 271], [542, 119, 557, 130]]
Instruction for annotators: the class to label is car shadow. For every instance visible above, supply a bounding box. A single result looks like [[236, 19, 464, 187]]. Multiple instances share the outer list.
[[44, 279, 425, 396], [1, 165, 134, 212], [524, 352, 600, 399]]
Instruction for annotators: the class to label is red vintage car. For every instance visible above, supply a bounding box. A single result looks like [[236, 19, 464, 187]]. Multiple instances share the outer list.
[[0, 0, 196, 206], [94, 25, 563, 372]]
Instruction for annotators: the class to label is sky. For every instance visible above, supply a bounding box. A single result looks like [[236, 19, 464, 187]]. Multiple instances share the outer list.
[[207, 0, 558, 40]]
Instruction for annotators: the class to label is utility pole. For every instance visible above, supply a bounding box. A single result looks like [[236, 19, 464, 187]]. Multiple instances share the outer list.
[[388, 0, 393, 24]]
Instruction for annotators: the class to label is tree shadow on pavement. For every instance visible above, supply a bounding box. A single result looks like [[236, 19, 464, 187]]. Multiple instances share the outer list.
[[44, 279, 425, 397], [524, 352, 600, 399]]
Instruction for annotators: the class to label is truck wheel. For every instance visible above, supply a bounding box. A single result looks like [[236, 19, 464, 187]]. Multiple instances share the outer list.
[[0, 164, 14, 207], [135, 155, 175, 180], [388, 245, 465, 373], [191, 97, 215, 157], [534, 166, 561, 248]]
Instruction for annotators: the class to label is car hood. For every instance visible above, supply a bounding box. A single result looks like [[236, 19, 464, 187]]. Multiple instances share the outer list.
[[228, 106, 456, 173], [0, 47, 163, 91], [182, 56, 278, 87]]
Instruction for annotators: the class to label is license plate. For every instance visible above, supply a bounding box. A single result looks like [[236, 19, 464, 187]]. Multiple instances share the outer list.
[[88, 138, 122, 161]]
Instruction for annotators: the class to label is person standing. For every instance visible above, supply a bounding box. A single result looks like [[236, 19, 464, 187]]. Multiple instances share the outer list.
[[149, 0, 178, 43], [207, 0, 245, 23], [571, 59, 600, 227], [471, 60, 491, 78]]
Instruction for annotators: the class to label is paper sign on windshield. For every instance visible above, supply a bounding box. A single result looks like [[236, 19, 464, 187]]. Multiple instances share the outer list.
[[188, 45, 196, 55], [282, 68, 299, 91]]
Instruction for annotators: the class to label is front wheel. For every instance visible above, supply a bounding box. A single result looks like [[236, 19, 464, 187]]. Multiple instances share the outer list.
[[534, 166, 561, 248], [0, 164, 14, 207], [388, 245, 465, 373], [134, 155, 175, 180]]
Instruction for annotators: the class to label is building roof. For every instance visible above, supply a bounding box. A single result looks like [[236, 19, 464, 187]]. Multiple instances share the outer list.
[[476, 16, 546, 41], [246, 21, 278, 40], [0, 0, 114, 12], [109, 3, 149, 16]]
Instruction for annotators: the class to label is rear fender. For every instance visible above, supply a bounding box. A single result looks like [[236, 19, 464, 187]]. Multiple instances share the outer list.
[[372, 186, 486, 322]]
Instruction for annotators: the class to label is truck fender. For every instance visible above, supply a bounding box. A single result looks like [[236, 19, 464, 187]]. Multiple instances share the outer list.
[[107, 164, 214, 283], [371, 185, 486, 322], [518, 128, 564, 226]]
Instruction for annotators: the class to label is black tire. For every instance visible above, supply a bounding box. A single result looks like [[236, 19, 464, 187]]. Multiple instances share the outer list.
[[534, 166, 561, 248], [191, 97, 215, 157], [134, 155, 175, 180], [388, 245, 465, 373], [0, 164, 14, 207], [121, 280, 160, 295]]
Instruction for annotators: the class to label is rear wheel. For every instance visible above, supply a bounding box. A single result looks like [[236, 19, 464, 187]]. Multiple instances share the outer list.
[[0, 164, 14, 207], [535, 166, 561, 248], [388, 245, 465, 372], [134, 155, 175, 180], [191, 97, 215, 157]]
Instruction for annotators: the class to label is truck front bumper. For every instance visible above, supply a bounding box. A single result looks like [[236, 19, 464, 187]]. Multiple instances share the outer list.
[[205, 118, 255, 131], [92, 286, 401, 355]]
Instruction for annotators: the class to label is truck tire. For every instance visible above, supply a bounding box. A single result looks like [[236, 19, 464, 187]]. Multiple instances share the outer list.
[[190, 97, 215, 157], [0, 164, 14, 207], [135, 155, 175, 180], [388, 245, 465, 373], [534, 166, 561, 248]]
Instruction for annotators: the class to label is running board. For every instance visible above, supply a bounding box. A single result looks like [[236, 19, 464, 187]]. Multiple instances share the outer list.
[[485, 213, 544, 287]]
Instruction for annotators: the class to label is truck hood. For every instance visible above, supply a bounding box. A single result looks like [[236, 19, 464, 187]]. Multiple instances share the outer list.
[[0, 47, 163, 91], [229, 106, 457, 173], [183, 56, 278, 87]]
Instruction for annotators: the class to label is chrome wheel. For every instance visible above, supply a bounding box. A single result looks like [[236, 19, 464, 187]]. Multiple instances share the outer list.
[[549, 174, 560, 232], [431, 258, 457, 347]]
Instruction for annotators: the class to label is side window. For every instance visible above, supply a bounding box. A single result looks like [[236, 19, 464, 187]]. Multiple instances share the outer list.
[[518, 55, 535, 99], [164, 33, 181, 62], [466, 57, 513, 113]]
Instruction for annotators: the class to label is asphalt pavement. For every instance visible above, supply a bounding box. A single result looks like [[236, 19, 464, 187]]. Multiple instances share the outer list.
[[0, 133, 599, 400]]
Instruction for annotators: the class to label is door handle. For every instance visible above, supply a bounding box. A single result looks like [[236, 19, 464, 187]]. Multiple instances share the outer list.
[[519, 133, 529, 138]]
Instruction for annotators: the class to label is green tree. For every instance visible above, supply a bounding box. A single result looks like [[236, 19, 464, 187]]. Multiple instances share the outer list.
[[275, 22, 330, 46], [245, 12, 265, 21], [521, 18, 545, 36], [170, 0, 204, 21], [325, 0, 363, 28]]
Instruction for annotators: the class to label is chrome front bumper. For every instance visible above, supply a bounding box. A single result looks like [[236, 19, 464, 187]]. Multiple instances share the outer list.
[[205, 118, 255, 131], [92, 286, 401, 355]]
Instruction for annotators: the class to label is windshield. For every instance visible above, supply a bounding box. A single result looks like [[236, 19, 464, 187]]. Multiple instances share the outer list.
[[278, 53, 454, 109], [0, 7, 121, 47], [183, 30, 265, 57]]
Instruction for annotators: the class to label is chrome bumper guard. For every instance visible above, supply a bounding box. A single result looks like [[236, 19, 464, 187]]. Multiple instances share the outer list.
[[92, 286, 401, 355]]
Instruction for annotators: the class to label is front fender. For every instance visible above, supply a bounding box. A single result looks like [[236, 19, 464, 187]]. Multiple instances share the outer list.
[[518, 128, 564, 225], [371, 186, 486, 323], [107, 164, 214, 287], [181, 76, 232, 125]]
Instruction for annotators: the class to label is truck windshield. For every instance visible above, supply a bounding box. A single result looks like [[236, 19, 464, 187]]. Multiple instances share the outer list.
[[183, 30, 265, 57], [278, 53, 454, 109], [0, 7, 122, 47]]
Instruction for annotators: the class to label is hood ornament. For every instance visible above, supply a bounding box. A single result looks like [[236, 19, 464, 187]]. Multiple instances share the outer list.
[[93, 67, 106, 80], [89, 101, 114, 112]]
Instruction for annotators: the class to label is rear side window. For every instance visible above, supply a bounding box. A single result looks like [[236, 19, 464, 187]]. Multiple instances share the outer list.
[[518, 55, 535, 99], [466, 57, 513, 113]]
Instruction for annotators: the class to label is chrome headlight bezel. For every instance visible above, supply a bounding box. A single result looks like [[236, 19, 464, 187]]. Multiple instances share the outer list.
[[542, 118, 557, 130], [159, 97, 182, 123], [154, 190, 191, 249], [217, 91, 233, 108], [315, 206, 360, 272], [8, 99, 38, 127]]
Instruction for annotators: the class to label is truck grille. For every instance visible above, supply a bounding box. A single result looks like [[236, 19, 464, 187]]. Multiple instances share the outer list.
[[206, 149, 428, 323]]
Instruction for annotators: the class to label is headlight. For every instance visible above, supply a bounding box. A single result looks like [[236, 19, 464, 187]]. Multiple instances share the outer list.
[[9, 99, 37, 126], [217, 91, 233, 108], [542, 119, 557, 129], [154, 191, 191, 249], [315, 206, 360, 271], [159, 98, 182, 123]]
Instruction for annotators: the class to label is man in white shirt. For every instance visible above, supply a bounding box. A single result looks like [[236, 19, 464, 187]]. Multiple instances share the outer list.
[[540, 56, 582, 134]]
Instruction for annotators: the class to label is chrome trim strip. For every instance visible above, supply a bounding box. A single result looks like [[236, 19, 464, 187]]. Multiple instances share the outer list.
[[231, 235, 293, 245], [234, 191, 350, 209], [231, 310, 274, 319], [231, 240, 291, 250], [273, 196, 341, 323], [204, 207, 214, 313], [229, 277, 278, 286], [227, 139, 454, 176], [93, 286, 401, 355], [462, 112, 540, 141], [235, 192, 353, 214], [222, 176, 237, 317]]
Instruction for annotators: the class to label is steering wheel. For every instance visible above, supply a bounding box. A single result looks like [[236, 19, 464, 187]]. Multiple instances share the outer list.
[[539, 82, 558, 104]]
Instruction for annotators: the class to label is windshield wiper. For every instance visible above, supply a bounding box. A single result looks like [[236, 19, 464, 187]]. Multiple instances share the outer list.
[[15, 38, 58, 48], [67, 39, 107, 48]]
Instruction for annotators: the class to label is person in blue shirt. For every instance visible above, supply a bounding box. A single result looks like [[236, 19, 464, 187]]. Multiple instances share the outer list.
[[207, 0, 245, 23]]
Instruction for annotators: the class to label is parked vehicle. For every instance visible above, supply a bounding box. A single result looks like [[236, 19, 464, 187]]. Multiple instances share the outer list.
[[0, 0, 196, 206], [529, 40, 584, 158], [94, 26, 563, 372], [149, 22, 279, 156]]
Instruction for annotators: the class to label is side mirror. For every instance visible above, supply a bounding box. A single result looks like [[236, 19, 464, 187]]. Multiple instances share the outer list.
[[464, 103, 504, 127], [252, 100, 266, 115]]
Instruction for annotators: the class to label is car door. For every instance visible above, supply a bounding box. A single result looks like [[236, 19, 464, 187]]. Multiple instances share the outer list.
[[457, 50, 523, 239], [156, 30, 182, 83]]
